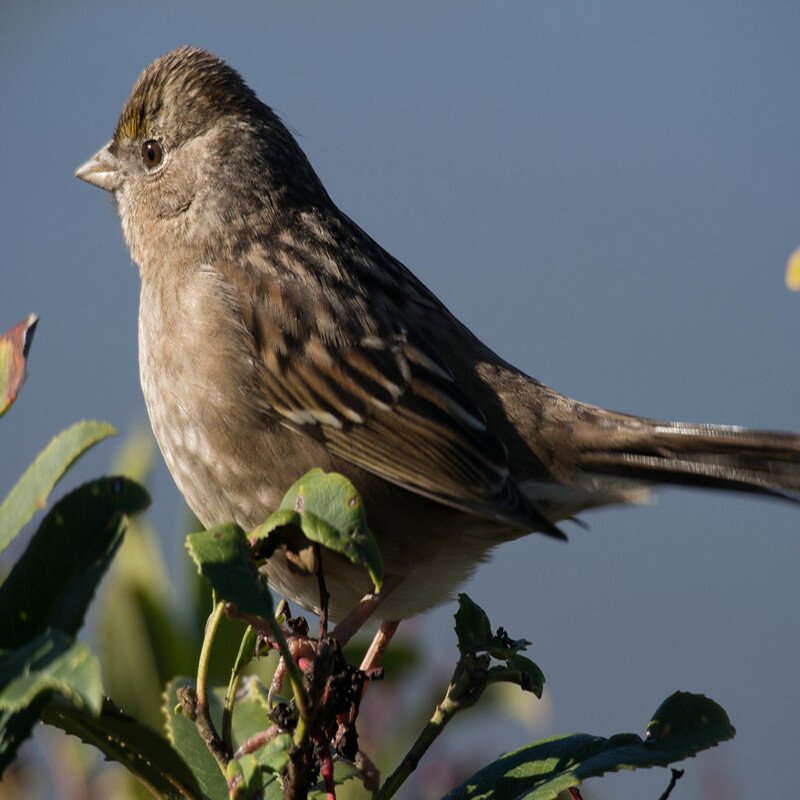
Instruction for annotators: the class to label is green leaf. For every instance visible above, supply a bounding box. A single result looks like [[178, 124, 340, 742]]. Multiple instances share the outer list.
[[454, 594, 494, 656], [44, 698, 205, 800], [311, 760, 364, 797], [186, 524, 274, 621], [0, 630, 104, 770], [255, 731, 293, 773], [0, 419, 116, 555], [0, 700, 46, 772], [0, 314, 37, 419], [164, 673, 296, 800], [186, 548, 253, 691], [226, 755, 268, 799], [259, 771, 284, 800], [645, 690, 737, 754], [454, 594, 531, 660], [228, 675, 269, 744], [228, 675, 292, 770], [97, 567, 198, 730], [229, 626, 260, 688], [96, 505, 198, 730], [0, 630, 102, 715], [0, 476, 150, 649], [252, 468, 382, 591], [504, 654, 545, 699], [443, 691, 735, 800], [163, 677, 228, 800]]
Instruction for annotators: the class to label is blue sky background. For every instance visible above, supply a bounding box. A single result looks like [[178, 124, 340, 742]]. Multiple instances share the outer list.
[[1, 3, 799, 798]]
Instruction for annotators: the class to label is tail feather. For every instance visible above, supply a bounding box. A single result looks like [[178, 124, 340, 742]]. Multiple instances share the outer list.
[[572, 411, 800, 502]]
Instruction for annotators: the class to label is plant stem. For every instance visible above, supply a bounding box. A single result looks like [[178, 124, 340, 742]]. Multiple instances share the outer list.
[[266, 617, 310, 736], [197, 599, 225, 714], [176, 685, 229, 769], [317, 732, 336, 800], [657, 769, 685, 800], [293, 711, 311, 747], [375, 653, 491, 800], [285, 743, 314, 800], [192, 599, 230, 768], [234, 724, 280, 758], [229, 609, 311, 731], [375, 698, 454, 800], [222, 625, 258, 751]]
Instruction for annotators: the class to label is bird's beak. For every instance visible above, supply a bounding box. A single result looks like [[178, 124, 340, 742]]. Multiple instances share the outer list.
[[75, 141, 121, 192]]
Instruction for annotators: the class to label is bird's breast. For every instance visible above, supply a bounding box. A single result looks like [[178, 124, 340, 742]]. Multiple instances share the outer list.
[[137, 266, 287, 528], [135, 264, 506, 621]]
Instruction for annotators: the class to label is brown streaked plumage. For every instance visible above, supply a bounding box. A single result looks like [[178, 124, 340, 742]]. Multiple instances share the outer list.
[[77, 46, 800, 622]]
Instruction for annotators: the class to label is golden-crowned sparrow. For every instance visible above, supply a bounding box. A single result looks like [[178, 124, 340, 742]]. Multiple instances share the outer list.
[[77, 47, 800, 624]]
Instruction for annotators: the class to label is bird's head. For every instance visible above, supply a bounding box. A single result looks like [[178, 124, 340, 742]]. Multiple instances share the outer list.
[[76, 46, 326, 272]]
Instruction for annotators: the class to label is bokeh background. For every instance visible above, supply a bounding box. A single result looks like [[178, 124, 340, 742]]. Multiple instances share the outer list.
[[2, 3, 799, 798]]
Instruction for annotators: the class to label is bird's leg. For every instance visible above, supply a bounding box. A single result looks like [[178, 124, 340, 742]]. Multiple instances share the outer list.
[[331, 574, 402, 647], [360, 620, 400, 674]]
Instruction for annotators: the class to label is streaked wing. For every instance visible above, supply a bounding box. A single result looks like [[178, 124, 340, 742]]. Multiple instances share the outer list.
[[240, 268, 563, 536]]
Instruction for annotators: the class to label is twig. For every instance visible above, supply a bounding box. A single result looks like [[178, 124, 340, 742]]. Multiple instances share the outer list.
[[188, 600, 229, 768], [234, 723, 281, 758], [657, 768, 685, 800], [227, 607, 310, 728], [316, 731, 336, 800], [375, 653, 491, 800], [285, 743, 314, 800], [197, 600, 225, 717], [222, 625, 259, 752], [176, 685, 229, 769]]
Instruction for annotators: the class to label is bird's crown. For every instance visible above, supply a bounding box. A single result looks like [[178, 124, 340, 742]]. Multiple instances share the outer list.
[[113, 46, 259, 145]]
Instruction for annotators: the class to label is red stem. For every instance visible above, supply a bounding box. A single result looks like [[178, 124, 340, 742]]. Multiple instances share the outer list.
[[317, 734, 336, 800]]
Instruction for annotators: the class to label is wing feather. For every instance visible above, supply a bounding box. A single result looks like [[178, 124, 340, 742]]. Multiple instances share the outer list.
[[238, 274, 561, 533]]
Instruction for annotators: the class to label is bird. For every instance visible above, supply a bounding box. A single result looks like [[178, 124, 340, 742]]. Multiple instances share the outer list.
[[76, 46, 800, 635]]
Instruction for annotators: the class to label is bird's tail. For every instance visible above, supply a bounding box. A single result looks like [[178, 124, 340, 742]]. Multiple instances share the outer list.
[[570, 406, 800, 501]]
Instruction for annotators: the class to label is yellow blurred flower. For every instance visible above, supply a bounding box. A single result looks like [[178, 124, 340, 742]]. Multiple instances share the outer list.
[[786, 247, 800, 291]]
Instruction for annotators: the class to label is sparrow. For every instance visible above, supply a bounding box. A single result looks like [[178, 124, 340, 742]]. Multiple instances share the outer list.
[[77, 46, 800, 627]]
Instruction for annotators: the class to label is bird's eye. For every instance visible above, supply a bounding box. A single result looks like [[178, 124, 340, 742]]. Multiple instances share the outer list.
[[141, 139, 163, 170]]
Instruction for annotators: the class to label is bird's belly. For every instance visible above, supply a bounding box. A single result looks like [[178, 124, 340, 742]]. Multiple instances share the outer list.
[[143, 383, 279, 529], [137, 279, 505, 621], [142, 368, 500, 620]]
